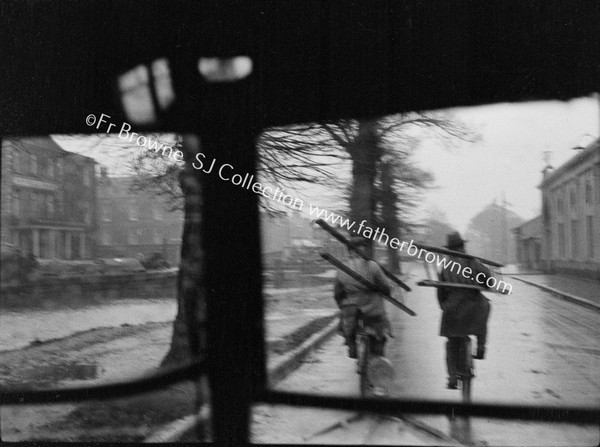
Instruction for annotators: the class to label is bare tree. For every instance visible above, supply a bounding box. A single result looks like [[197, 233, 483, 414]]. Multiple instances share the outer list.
[[63, 110, 473, 367], [261, 112, 475, 259]]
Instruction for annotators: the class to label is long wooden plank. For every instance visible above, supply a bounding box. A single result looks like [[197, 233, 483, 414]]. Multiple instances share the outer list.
[[411, 242, 504, 268], [314, 219, 411, 291], [320, 252, 416, 316], [417, 279, 510, 295]]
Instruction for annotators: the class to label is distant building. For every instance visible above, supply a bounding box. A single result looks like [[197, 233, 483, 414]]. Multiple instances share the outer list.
[[260, 209, 291, 262], [260, 209, 343, 266], [539, 139, 600, 279], [96, 174, 183, 264], [512, 216, 542, 270], [1, 137, 97, 259], [465, 202, 525, 264]]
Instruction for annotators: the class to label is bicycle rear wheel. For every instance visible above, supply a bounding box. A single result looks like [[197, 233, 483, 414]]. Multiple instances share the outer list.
[[458, 337, 473, 402], [461, 374, 472, 402], [357, 333, 370, 397]]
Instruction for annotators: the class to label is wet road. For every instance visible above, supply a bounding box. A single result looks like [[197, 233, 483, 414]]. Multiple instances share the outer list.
[[389, 271, 600, 407], [254, 268, 600, 445], [386, 270, 599, 445]]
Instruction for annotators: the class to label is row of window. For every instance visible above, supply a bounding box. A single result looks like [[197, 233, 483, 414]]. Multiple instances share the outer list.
[[13, 151, 61, 179], [100, 202, 166, 222], [556, 215, 595, 260], [12, 189, 91, 224], [553, 172, 596, 216], [12, 150, 94, 186], [99, 227, 169, 246]]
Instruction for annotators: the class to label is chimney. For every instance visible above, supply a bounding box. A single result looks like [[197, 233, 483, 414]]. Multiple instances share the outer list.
[[541, 151, 553, 179]]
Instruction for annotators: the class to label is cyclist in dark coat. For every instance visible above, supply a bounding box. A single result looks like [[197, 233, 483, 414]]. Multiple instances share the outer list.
[[437, 232, 491, 389]]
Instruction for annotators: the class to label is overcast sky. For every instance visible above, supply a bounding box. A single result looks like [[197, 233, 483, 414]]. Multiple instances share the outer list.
[[412, 95, 599, 232]]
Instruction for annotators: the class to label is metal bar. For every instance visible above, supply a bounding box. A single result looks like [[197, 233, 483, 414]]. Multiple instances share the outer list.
[[314, 219, 411, 291], [412, 242, 504, 268], [0, 360, 204, 405], [259, 389, 600, 424], [320, 252, 416, 316]]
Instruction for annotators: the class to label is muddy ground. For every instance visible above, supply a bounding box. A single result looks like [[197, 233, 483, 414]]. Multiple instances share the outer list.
[[0, 283, 338, 442]]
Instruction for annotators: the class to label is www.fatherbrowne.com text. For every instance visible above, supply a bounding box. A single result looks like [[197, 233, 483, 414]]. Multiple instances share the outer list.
[[310, 205, 512, 294], [85, 113, 512, 293]]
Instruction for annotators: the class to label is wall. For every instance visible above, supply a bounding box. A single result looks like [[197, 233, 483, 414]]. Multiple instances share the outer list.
[[0, 270, 177, 309]]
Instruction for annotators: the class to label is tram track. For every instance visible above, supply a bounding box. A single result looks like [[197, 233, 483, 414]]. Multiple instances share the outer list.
[[302, 409, 462, 445]]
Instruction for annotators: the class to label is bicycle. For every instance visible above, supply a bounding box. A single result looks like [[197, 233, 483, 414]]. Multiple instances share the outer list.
[[356, 314, 394, 398], [450, 336, 474, 402]]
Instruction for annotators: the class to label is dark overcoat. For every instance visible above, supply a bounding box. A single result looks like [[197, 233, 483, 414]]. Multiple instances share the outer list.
[[437, 255, 491, 337]]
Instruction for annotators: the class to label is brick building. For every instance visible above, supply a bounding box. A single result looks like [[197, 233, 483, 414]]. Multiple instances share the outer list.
[[539, 139, 600, 279], [96, 174, 183, 264], [1, 137, 97, 259]]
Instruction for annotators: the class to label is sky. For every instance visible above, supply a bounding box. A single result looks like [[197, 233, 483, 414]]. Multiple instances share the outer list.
[[411, 95, 599, 232], [52, 94, 600, 233]]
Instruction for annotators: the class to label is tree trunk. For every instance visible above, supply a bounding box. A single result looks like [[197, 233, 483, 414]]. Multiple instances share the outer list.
[[380, 160, 401, 273], [160, 136, 205, 367], [347, 120, 381, 257]]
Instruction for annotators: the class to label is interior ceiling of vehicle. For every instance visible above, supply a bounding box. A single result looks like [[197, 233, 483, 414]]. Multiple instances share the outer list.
[[1, 1, 600, 135]]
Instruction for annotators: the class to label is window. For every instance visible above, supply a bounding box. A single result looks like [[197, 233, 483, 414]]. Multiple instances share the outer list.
[[585, 180, 592, 205], [129, 203, 139, 221], [101, 203, 112, 221], [83, 166, 90, 186], [12, 190, 20, 217], [557, 223, 565, 259], [556, 193, 563, 215], [571, 219, 578, 260], [22, 190, 31, 218], [118, 59, 175, 124], [100, 230, 112, 246], [31, 154, 38, 176], [40, 193, 48, 218], [56, 159, 63, 178], [152, 205, 163, 220], [56, 193, 64, 216], [47, 159, 55, 179], [82, 202, 91, 224], [13, 150, 21, 173], [128, 227, 143, 245], [5, 6, 600, 442], [31, 191, 39, 218], [47, 195, 54, 217], [153, 228, 163, 244], [588, 215, 595, 259]]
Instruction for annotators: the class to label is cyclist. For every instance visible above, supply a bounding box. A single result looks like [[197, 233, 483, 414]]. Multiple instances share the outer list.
[[437, 231, 491, 389], [333, 236, 392, 358]]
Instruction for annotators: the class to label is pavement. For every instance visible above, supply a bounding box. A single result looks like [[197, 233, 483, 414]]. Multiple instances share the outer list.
[[504, 264, 600, 311]]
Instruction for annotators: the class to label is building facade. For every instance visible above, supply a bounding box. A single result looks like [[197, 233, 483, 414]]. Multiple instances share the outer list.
[[512, 216, 542, 270], [539, 140, 600, 279], [1, 137, 97, 259], [96, 175, 183, 264]]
